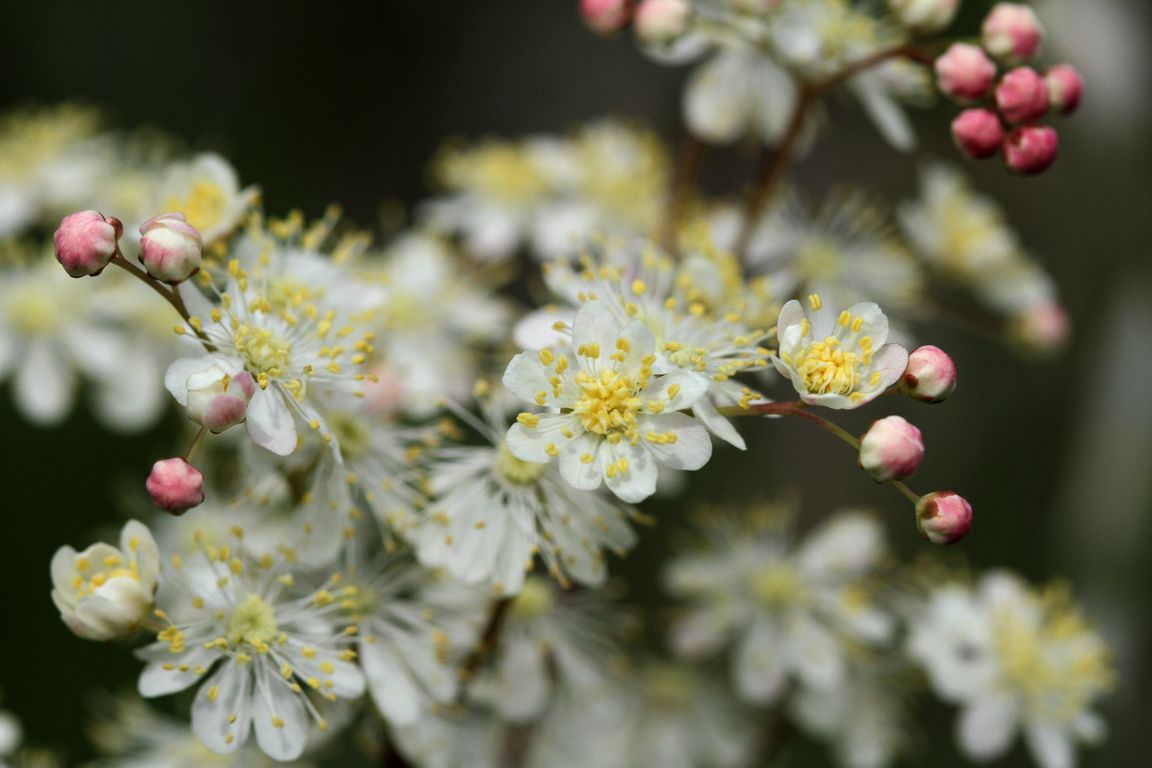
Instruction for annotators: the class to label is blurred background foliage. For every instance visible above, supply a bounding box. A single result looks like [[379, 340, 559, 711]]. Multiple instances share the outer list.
[[1, 0, 1149, 765]]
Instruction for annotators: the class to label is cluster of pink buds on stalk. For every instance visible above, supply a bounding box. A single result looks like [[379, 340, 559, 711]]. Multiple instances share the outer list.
[[53, 208, 217, 516], [935, 2, 1082, 175]]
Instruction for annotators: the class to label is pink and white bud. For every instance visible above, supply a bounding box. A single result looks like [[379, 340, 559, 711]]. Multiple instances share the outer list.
[[53, 210, 122, 278], [1045, 64, 1083, 115], [916, 491, 973, 545], [935, 43, 997, 103], [185, 363, 257, 433], [860, 416, 925, 482], [634, 0, 690, 45], [1013, 300, 1070, 354], [1003, 125, 1059, 175], [146, 458, 205, 516], [138, 212, 203, 284], [50, 520, 159, 641], [951, 109, 1004, 159], [981, 3, 1044, 65], [995, 67, 1050, 124], [581, 0, 633, 34], [900, 345, 957, 403], [888, 0, 959, 35]]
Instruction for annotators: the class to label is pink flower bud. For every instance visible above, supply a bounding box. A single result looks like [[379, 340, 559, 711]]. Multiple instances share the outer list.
[[1003, 125, 1059, 175], [1013, 300, 1070, 354], [53, 210, 122, 278], [888, 0, 959, 35], [951, 108, 1004, 159], [580, 0, 633, 34], [146, 458, 205, 516], [995, 67, 1050, 124], [935, 43, 997, 103], [1045, 64, 1083, 115], [634, 0, 690, 45], [900, 345, 957, 403], [982, 3, 1044, 65], [859, 416, 925, 482], [186, 363, 257, 433], [138, 212, 204, 285], [916, 491, 972, 545]]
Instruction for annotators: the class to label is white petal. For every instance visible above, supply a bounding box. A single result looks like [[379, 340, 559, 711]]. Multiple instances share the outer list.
[[957, 695, 1019, 762], [691, 396, 746, 450], [734, 618, 787, 704], [502, 350, 573, 408], [558, 432, 605, 492], [643, 369, 709, 412], [1025, 722, 1076, 768], [15, 341, 73, 424], [191, 662, 252, 755], [252, 674, 308, 761], [775, 299, 809, 356], [164, 356, 213, 405], [852, 75, 917, 152], [361, 640, 424, 726], [797, 513, 885, 577], [512, 308, 573, 351], [640, 412, 712, 471], [790, 617, 845, 691], [603, 441, 659, 504], [571, 301, 623, 371], [506, 413, 580, 463], [245, 389, 297, 456]]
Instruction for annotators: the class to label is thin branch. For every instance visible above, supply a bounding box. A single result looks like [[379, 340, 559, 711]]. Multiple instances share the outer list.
[[457, 597, 512, 694]]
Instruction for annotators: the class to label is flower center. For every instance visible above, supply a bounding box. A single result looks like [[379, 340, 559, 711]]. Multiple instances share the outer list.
[[7, 288, 61, 334], [796, 238, 843, 282], [71, 554, 139, 598], [495, 442, 548, 487], [748, 563, 804, 609], [165, 179, 226, 234], [227, 594, 279, 650], [508, 578, 555, 620], [233, 324, 292, 379], [327, 412, 370, 461], [574, 369, 642, 437], [794, 336, 861, 395]]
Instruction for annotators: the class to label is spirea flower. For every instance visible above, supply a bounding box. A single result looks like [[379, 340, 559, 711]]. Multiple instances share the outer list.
[[772, 294, 908, 409], [136, 528, 365, 761], [414, 388, 639, 594], [503, 300, 713, 503], [908, 573, 1113, 768], [154, 153, 258, 245], [665, 506, 893, 704], [51, 520, 160, 641]]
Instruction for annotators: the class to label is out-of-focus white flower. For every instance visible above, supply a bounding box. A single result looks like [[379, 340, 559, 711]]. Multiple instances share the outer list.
[[908, 572, 1113, 768], [772, 294, 908, 409], [51, 520, 160, 641], [666, 506, 893, 704], [504, 300, 712, 503], [136, 527, 365, 761], [154, 153, 258, 245], [371, 233, 510, 416], [414, 387, 639, 594], [0, 708, 23, 763], [470, 578, 633, 722], [683, 45, 800, 146]]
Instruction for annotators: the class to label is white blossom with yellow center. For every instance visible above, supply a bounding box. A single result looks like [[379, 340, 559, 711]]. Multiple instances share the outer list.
[[908, 573, 1113, 768], [503, 300, 712, 503], [135, 528, 364, 762], [666, 507, 893, 705], [51, 520, 160, 641], [772, 294, 908, 409], [164, 259, 376, 458], [156, 153, 259, 245]]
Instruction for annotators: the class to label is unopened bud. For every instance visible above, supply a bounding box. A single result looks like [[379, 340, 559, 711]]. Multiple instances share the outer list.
[[935, 43, 997, 103], [186, 362, 256, 433], [53, 210, 122, 278], [1003, 125, 1059, 175], [634, 0, 690, 45], [1045, 64, 1083, 115], [580, 0, 633, 34], [860, 416, 925, 482], [982, 3, 1044, 65], [146, 458, 205, 516], [951, 109, 1004, 160], [916, 491, 972, 545], [138, 212, 203, 285], [995, 67, 1049, 124], [888, 0, 958, 35], [900, 345, 957, 403], [1012, 300, 1070, 354], [50, 520, 159, 640]]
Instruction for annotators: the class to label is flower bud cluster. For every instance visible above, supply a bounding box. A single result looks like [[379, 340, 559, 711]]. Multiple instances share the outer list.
[[932, 3, 1082, 175]]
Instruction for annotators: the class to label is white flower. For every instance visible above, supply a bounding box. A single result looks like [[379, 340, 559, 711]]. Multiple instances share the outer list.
[[414, 389, 639, 594], [50, 520, 159, 641], [0, 709, 22, 764], [164, 257, 377, 457], [154, 153, 258, 245], [771, 294, 908, 409], [503, 300, 713, 503], [666, 507, 893, 704], [371, 233, 510, 417], [136, 528, 365, 761], [469, 577, 632, 722], [908, 572, 1113, 768], [683, 45, 801, 146]]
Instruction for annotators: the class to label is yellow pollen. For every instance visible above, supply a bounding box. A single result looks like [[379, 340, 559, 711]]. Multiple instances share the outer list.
[[573, 368, 643, 439], [793, 336, 862, 396]]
